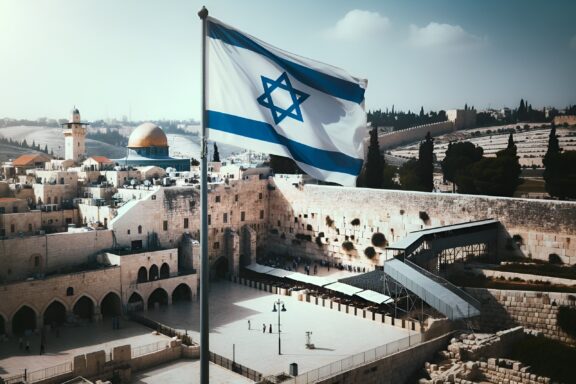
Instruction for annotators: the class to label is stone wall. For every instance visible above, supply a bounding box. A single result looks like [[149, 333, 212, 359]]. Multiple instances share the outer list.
[[267, 180, 576, 267], [466, 288, 576, 346], [316, 333, 452, 384], [0, 229, 114, 283], [378, 121, 454, 149]]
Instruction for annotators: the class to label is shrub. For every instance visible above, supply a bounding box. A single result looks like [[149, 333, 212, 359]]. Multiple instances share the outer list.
[[549, 253, 563, 265], [325, 216, 334, 227], [419, 211, 430, 223], [342, 241, 354, 251], [557, 306, 576, 338], [364, 246, 376, 259], [351, 218, 360, 226], [371, 232, 387, 247]]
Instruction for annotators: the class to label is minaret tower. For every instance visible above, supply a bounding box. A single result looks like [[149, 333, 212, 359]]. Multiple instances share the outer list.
[[61, 107, 89, 163]]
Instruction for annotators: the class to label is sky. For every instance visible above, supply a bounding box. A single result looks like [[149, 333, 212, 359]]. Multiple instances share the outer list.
[[0, 0, 575, 121]]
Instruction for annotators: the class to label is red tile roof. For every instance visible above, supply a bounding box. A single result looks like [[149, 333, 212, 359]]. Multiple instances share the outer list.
[[89, 156, 114, 164], [12, 153, 50, 166]]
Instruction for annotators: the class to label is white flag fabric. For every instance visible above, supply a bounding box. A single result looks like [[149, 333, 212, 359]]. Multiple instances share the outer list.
[[206, 17, 368, 186]]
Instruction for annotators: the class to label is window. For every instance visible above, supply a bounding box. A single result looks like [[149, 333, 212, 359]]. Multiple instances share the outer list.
[[66, 287, 74, 296], [65, 218, 72, 224], [234, 194, 238, 202], [54, 197, 58, 204], [215, 195, 221, 203], [208, 215, 211, 225], [151, 195, 156, 200], [10, 224, 15, 233], [0, 207, 4, 213], [259, 192, 263, 200], [28, 224, 32, 232], [138, 225, 142, 234], [163, 221, 168, 231], [241, 212, 245, 221], [34, 256, 40, 267], [184, 218, 189, 229], [214, 242, 220, 249], [12, 206, 18, 213], [127, 229, 131, 235], [260, 210, 264, 219], [223, 213, 228, 223]]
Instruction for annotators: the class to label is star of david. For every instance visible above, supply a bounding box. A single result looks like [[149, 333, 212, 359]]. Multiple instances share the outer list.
[[257, 72, 309, 125]]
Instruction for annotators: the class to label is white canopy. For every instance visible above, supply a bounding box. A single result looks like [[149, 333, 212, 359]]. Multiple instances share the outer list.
[[355, 290, 394, 304], [266, 269, 294, 278], [286, 272, 337, 287], [244, 263, 275, 274], [324, 282, 364, 296]]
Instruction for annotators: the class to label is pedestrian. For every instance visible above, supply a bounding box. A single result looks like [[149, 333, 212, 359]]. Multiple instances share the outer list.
[[269, 324, 272, 333], [262, 323, 266, 333], [25, 341, 30, 353], [248, 320, 251, 330]]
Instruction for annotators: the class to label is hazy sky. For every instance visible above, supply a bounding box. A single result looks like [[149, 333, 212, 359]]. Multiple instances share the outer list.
[[1, 0, 575, 121]]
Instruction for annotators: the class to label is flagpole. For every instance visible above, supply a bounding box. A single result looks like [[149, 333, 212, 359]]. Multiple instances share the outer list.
[[198, 6, 210, 384]]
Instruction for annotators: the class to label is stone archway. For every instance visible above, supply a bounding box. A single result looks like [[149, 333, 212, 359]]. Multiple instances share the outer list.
[[128, 292, 144, 312], [100, 292, 122, 317], [213, 256, 229, 279], [160, 263, 170, 279], [43, 301, 67, 327], [12, 306, 37, 335], [73, 296, 95, 321], [147, 288, 168, 309], [137, 267, 148, 283], [149, 264, 159, 281], [172, 283, 192, 303]]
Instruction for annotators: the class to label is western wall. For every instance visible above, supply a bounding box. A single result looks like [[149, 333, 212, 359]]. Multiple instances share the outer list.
[[267, 178, 576, 266]]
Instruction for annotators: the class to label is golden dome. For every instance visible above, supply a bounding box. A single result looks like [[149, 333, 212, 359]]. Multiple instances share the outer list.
[[127, 123, 168, 148]]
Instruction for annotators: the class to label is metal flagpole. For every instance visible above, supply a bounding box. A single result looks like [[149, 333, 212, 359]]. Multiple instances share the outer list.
[[198, 6, 209, 384]]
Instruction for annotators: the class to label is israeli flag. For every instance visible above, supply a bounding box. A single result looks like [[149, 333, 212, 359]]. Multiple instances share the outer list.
[[206, 17, 368, 186]]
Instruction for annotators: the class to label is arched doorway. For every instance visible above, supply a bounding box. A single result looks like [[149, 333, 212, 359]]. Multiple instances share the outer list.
[[100, 292, 122, 318], [73, 296, 94, 321], [43, 301, 67, 327], [172, 283, 192, 303], [149, 264, 159, 281], [12, 306, 36, 335], [0, 314, 6, 336], [160, 263, 170, 279], [127, 292, 144, 312], [213, 257, 229, 279], [147, 288, 168, 309], [137, 267, 148, 283]]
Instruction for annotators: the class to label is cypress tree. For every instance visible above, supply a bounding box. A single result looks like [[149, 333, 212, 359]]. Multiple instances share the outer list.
[[364, 126, 384, 188], [418, 132, 434, 192], [212, 143, 220, 162]]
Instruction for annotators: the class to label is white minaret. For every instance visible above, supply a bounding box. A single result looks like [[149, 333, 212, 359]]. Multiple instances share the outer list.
[[62, 107, 89, 163]]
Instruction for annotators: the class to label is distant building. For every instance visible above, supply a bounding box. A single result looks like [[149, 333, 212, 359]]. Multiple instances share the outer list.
[[62, 108, 89, 163], [446, 109, 477, 130], [113, 123, 190, 171]]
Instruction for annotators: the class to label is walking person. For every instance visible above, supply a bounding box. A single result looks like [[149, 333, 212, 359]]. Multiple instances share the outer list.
[[248, 320, 251, 330], [262, 323, 266, 333], [269, 324, 272, 333], [25, 340, 30, 353]]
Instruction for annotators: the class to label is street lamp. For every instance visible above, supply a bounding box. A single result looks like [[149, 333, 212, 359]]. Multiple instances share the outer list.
[[272, 299, 287, 355]]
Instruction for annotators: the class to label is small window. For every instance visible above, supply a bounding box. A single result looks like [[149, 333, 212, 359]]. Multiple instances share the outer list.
[[138, 225, 142, 234], [234, 194, 238, 202], [223, 213, 228, 223], [34, 256, 40, 267], [163, 221, 168, 231], [66, 287, 74, 296], [259, 192, 263, 200], [151, 195, 156, 200], [10, 224, 15, 233], [127, 229, 131, 235], [184, 218, 189, 229], [208, 215, 211, 225], [54, 197, 58, 204], [260, 210, 264, 219], [65, 218, 72, 224], [215, 195, 221, 203], [241, 212, 245, 221], [214, 242, 220, 249], [12, 206, 18, 213], [28, 224, 32, 232]]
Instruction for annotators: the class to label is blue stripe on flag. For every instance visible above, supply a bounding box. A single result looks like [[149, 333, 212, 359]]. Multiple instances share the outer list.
[[207, 110, 363, 176], [207, 20, 365, 105]]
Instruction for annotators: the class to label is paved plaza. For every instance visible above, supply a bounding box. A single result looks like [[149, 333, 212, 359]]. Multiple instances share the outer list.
[[132, 360, 253, 384], [0, 318, 170, 377], [146, 280, 417, 376]]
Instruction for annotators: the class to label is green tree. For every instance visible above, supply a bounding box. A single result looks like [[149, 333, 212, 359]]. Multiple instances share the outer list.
[[544, 151, 576, 199], [362, 126, 384, 188], [442, 141, 484, 192], [212, 143, 220, 162], [418, 132, 434, 192], [399, 159, 425, 191]]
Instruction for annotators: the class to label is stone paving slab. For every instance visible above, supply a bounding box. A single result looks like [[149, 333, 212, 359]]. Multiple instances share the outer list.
[[146, 280, 417, 376]]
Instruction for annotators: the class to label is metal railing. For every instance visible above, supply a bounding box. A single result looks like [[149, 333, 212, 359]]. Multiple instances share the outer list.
[[209, 351, 263, 382], [281, 333, 422, 384], [132, 340, 169, 358], [27, 361, 73, 383]]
